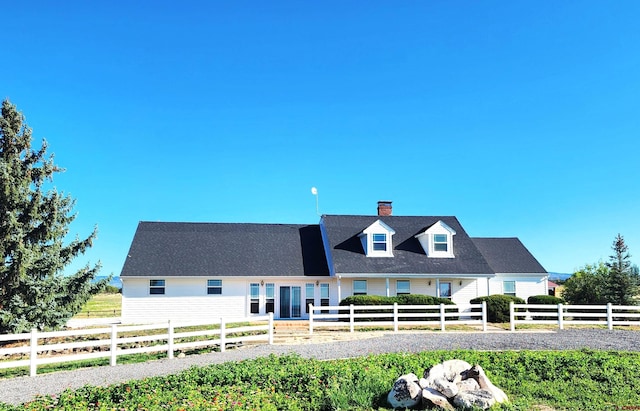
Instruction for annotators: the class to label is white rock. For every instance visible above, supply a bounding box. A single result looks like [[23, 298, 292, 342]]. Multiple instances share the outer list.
[[423, 359, 472, 399], [461, 365, 509, 404], [387, 373, 422, 409], [422, 387, 455, 411], [453, 389, 496, 410]]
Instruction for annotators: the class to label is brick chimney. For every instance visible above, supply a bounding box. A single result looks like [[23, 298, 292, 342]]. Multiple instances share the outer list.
[[377, 201, 392, 216]]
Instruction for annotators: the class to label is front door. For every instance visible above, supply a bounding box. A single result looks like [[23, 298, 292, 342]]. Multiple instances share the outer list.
[[279, 286, 301, 319]]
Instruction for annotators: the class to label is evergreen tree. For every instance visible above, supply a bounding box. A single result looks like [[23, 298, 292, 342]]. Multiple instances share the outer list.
[[0, 99, 108, 333], [603, 234, 639, 305]]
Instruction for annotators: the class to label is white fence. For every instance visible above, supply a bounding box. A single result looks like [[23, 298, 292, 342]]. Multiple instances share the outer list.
[[0, 314, 273, 377], [510, 303, 640, 331], [309, 302, 487, 334]]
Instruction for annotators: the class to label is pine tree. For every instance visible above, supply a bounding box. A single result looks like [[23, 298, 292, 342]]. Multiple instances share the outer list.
[[0, 99, 109, 333], [603, 234, 639, 305]]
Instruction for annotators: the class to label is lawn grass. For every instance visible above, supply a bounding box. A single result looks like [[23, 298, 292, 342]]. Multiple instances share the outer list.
[[1, 350, 638, 410], [73, 293, 122, 318]]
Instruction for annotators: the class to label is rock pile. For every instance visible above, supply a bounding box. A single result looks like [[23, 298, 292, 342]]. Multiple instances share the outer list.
[[387, 360, 508, 410]]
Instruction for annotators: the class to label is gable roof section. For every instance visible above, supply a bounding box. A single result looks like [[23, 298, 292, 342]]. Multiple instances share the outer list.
[[321, 215, 494, 275], [471, 237, 547, 274], [121, 222, 330, 277]]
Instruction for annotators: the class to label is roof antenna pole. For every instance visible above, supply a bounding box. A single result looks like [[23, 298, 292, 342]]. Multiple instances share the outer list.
[[311, 187, 320, 216]]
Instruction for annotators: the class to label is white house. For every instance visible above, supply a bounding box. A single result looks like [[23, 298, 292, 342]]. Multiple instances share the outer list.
[[120, 201, 548, 323]]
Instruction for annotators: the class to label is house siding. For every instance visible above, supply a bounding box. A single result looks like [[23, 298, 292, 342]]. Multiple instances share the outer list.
[[122, 277, 337, 322], [122, 277, 248, 324], [488, 275, 547, 301]]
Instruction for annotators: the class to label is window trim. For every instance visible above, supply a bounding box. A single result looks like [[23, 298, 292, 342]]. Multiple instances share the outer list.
[[439, 281, 452, 299], [372, 233, 387, 251], [207, 279, 222, 295], [433, 234, 448, 252], [305, 283, 315, 314], [149, 279, 165, 295], [503, 281, 516, 297], [250, 282, 260, 314], [353, 280, 367, 296], [320, 283, 330, 306], [396, 279, 411, 295]]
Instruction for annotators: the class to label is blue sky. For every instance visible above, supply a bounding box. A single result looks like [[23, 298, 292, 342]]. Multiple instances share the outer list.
[[3, 1, 639, 276]]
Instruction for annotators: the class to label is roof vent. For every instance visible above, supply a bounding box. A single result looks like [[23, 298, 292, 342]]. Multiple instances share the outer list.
[[377, 201, 392, 216]]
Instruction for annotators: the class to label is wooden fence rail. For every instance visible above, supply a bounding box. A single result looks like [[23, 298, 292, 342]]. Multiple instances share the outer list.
[[0, 313, 273, 377], [308, 302, 487, 334], [510, 303, 640, 331]]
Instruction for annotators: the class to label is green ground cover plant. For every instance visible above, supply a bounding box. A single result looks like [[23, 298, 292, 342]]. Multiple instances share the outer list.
[[1, 350, 639, 410]]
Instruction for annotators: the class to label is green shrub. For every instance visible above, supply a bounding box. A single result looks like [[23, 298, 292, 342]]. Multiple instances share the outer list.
[[339, 295, 393, 306], [470, 294, 525, 323], [395, 294, 457, 321], [339, 295, 394, 322], [527, 295, 564, 320], [338, 295, 458, 322], [527, 295, 564, 304]]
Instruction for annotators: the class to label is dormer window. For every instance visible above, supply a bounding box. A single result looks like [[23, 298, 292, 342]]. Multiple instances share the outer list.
[[358, 220, 395, 257], [433, 234, 448, 252], [415, 220, 456, 258], [372, 233, 387, 251]]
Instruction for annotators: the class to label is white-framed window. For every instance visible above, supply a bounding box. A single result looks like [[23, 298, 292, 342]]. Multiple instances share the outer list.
[[265, 283, 275, 313], [320, 283, 330, 306], [250, 283, 260, 314], [503, 281, 516, 297], [207, 279, 222, 295], [372, 233, 387, 251], [439, 281, 452, 299], [149, 279, 165, 295], [433, 234, 448, 252], [397, 280, 411, 295], [305, 283, 315, 313], [353, 280, 367, 296]]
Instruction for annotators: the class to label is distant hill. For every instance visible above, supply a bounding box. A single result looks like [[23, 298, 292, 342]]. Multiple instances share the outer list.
[[548, 272, 572, 281]]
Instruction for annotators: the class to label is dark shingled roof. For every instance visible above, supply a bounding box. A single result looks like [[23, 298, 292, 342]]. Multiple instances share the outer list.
[[321, 215, 495, 275], [471, 237, 547, 274], [121, 222, 330, 277]]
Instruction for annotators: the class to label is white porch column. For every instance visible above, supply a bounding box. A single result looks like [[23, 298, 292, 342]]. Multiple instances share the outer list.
[[385, 278, 390, 297], [436, 279, 440, 298], [337, 276, 341, 302]]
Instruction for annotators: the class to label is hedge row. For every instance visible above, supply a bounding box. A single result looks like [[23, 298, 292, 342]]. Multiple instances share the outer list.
[[338, 294, 456, 322]]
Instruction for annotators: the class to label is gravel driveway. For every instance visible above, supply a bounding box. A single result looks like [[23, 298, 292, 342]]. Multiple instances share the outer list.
[[1, 328, 639, 406]]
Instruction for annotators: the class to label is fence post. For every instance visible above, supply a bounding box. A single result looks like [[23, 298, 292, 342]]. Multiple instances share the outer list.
[[607, 303, 613, 330], [268, 312, 274, 344], [110, 324, 118, 366], [557, 303, 564, 330], [509, 302, 515, 332], [167, 320, 174, 360], [309, 304, 314, 335], [393, 303, 399, 332], [349, 304, 355, 333], [481, 301, 487, 332], [30, 328, 38, 377], [439, 304, 446, 332], [220, 317, 226, 352]]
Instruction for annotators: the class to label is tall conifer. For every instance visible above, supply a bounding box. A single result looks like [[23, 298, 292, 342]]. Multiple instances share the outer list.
[[604, 234, 638, 305], [0, 99, 108, 333]]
